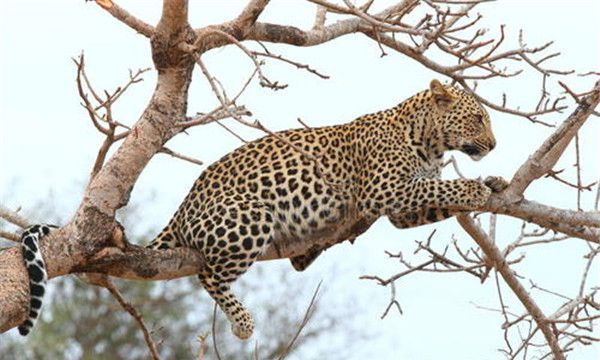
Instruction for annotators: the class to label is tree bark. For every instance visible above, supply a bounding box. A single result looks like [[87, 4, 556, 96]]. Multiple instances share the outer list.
[[0, 1, 196, 334]]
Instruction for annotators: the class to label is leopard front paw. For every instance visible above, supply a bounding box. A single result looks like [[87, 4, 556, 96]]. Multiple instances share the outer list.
[[460, 179, 491, 210], [484, 176, 509, 193]]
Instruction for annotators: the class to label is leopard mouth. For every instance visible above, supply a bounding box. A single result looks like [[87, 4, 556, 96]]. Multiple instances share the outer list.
[[461, 144, 486, 161], [462, 144, 481, 156]]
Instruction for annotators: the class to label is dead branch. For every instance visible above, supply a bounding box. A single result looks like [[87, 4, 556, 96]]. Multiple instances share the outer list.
[[176, 106, 252, 130], [443, 155, 466, 179], [85, 274, 160, 360], [253, 48, 330, 79], [457, 215, 564, 360], [0, 205, 31, 229], [276, 282, 321, 360], [312, 5, 327, 30], [235, 0, 271, 36], [211, 304, 223, 360], [379, 282, 403, 319], [94, 0, 155, 37], [158, 147, 203, 166]]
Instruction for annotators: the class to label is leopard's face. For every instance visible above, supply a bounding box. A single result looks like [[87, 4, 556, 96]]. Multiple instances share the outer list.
[[430, 80, 496, 161]]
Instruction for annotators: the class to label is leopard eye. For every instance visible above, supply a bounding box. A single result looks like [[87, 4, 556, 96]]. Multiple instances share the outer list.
[[473, 114, 484, 123]]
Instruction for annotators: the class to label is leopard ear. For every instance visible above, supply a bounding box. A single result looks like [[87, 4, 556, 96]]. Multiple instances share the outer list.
[[430, 79, 455, 110]]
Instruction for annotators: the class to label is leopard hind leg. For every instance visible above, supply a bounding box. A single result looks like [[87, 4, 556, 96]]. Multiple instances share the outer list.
[[199, 274, 256, 339], [146, 224, 181, 250], [196, 199, 273, 339]]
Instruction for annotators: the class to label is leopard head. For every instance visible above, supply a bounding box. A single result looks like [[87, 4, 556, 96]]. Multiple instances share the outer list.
[[429, 80, 496, 161]]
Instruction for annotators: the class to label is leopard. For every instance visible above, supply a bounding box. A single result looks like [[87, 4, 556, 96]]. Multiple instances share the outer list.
[[19, 79, 506, 340]]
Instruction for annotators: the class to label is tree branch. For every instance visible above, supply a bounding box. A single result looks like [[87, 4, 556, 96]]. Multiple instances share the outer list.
[[85, 274, 160, 360], [95, 0, 155, 37], [0, 205, 31, 229], [508, 80, 600, 197], [457, 215, 565, 360], [484, 198, 600, 236], [235, 0, 271, 35]]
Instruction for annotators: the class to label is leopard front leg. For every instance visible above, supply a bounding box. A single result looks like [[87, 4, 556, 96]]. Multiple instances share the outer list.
[[387, 176, 508, 228], [388, 208, 463, 229], [364, 178, 493, 218]]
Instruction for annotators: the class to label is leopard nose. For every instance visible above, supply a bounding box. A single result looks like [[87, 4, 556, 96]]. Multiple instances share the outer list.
[[488, 139, 496, 151]]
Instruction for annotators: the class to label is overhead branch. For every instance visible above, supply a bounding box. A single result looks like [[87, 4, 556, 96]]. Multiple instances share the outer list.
[[235, 0, 271, 35], [508, 80, 600, 197], [193, 0, 575, 123], [195, 1, 413, 52]]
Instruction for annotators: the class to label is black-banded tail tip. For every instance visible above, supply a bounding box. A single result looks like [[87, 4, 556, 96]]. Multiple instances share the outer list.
[[18, 321, 33, 336], [19, 224, 55, 337]]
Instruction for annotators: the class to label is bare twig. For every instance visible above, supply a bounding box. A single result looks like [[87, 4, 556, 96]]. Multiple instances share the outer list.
[[158, 147, 203, 166], [457, 215, 565, 360], [276, 281, 321, 360], [211, 304, 223, 360], [86, 274, 160, 360], [176, 106, 252, 130], [380, 282, 403, 319], [443, 155, 467, 178], [197, 333, 207, 360], [253, 50, 330, 79]]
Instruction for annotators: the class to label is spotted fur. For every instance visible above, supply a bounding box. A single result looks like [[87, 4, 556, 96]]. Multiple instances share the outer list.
[[146, 79, 500, 339], [18, 224, 56, 336]]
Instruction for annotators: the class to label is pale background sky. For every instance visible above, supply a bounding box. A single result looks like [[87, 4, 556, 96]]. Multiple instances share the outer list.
[[1, 1, 599, 359]]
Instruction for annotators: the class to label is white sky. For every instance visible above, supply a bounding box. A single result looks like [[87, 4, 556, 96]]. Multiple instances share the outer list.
[[1, 1, 599, 359]]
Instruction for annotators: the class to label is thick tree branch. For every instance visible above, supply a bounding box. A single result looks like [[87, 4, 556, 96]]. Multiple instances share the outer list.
[[157, 0, 188, 33], [0, 0, 198, 334], [75, 244, 207, 281], [484, 198, 600, 237]]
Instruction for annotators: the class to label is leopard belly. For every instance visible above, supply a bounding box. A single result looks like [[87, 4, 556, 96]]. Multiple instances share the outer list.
[[262, 196, 363, 260]]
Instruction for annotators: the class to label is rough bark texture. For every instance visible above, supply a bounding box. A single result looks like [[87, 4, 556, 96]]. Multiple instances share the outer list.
[[1, 1, 195, 333]]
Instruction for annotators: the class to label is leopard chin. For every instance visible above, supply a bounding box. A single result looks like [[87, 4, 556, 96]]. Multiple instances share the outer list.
[[469, 153, 485, 161]]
